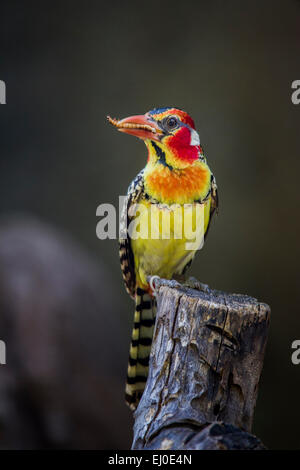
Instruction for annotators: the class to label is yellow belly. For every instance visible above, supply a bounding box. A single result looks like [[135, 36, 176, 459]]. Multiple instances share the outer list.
[[130, 199, 211, 288]]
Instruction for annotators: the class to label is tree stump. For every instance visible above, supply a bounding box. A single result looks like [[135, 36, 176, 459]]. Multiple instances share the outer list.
[[132, 278, 270, 450]]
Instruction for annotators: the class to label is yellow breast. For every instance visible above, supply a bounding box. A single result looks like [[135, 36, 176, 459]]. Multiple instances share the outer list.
[[130, 198, 211, 289]]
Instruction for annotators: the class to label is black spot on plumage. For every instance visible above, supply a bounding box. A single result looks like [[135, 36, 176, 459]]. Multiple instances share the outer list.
[[139, 337, 152, 347], [119, 252, 128, 263], [136, 300, 152, 311], [129, 356, 137, 366], [127, 375, 137, 385], [135, 375, 147, 383], [125, 393, 135, 404], [122, 265, 130, 276], [151, 141, 173, 170], [136, 287, 146, 296], [126, 374, 147, 385], [140, 318, 154, 327], [137, 356, 150, 367]]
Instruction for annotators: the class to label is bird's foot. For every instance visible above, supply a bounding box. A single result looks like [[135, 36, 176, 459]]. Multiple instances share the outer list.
[[182, 276, 210, 293], [149, 275, 161, 297]]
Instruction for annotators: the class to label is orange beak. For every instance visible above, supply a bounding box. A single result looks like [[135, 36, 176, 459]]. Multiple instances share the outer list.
[[107, 114, 162, 141]]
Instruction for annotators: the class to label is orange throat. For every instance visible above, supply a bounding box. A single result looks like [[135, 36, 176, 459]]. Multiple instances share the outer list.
[[144, 162, 211, 204]]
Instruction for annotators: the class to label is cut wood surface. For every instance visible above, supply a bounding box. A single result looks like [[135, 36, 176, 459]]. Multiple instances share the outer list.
[[132, 278, 270, 450]]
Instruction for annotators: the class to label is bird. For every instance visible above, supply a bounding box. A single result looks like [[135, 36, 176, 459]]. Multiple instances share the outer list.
[[107, 107, 218, 410]]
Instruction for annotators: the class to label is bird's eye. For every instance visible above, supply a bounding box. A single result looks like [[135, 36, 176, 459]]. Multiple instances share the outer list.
[[165, 116, 178, 131]]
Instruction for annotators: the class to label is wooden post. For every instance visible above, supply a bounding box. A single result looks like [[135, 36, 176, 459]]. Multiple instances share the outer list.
[[132, 278, 270, 450]]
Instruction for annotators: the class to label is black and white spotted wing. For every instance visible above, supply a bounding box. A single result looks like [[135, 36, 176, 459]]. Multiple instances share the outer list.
[[119, 169, 145, 299]]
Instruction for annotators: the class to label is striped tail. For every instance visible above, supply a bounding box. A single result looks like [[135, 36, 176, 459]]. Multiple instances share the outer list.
[[125, 287, 156, 410]]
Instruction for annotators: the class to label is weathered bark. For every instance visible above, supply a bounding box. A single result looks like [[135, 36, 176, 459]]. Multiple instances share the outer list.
[[132, 278, 270, 450]]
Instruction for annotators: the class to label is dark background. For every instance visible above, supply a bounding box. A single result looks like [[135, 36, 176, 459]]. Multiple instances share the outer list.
[[0, 0, 300, 449]]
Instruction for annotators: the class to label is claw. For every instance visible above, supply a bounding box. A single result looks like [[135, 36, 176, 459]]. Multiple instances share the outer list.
[[149, 275, 161, 297]]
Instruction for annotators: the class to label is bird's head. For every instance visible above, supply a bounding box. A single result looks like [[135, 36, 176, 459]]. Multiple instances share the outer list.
[[107, 107, 204, 169]]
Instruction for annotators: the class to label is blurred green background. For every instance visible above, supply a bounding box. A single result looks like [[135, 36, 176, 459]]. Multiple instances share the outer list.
[[0, 0, 300, 449]]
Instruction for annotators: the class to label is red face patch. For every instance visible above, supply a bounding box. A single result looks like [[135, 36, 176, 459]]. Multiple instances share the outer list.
[[165, 127, 199, 163]]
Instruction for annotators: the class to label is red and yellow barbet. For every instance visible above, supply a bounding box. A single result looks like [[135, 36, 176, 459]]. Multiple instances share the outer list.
[[108, 107, 218, 410]]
